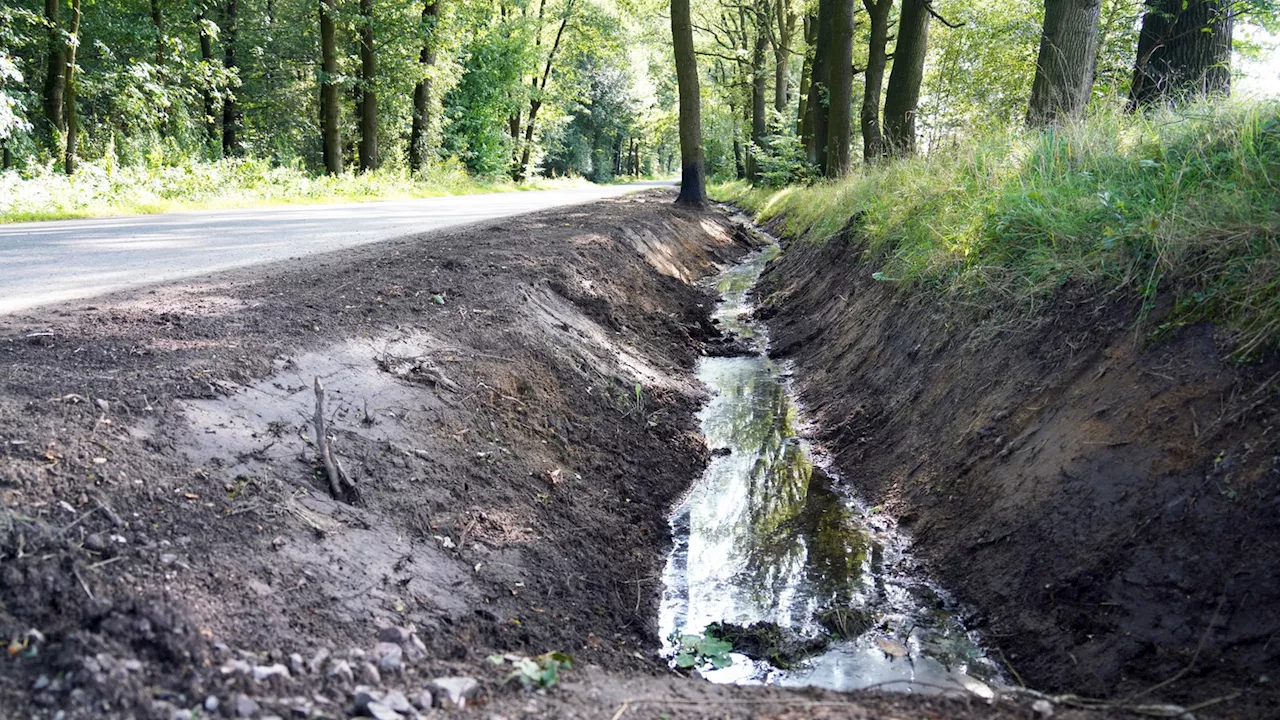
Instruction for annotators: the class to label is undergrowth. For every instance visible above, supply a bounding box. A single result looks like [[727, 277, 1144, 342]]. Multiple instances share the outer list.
[[714, 101, 1280, 360], [0, 156, 593, 223]]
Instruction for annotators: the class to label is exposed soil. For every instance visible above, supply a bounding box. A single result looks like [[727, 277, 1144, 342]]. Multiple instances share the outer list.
[[759, 228, 1280, 718], [0, 192, 1090, 719]]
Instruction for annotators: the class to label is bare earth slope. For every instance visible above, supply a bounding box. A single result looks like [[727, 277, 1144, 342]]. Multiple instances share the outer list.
[[0, 193, 1078, 719], [759, 230, 1280, 718]]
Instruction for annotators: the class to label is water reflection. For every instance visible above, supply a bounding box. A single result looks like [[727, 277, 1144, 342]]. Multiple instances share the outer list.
[[659, 244, 997, 694]]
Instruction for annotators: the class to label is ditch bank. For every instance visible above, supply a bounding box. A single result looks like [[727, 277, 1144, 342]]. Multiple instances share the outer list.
[[0, 191, 1076, 720], [757, 225, 1280, 716]]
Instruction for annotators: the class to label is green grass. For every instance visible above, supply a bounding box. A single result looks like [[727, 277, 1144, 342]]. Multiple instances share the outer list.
[[714, 101, 1280, 360], [0, 156, 594, 223]]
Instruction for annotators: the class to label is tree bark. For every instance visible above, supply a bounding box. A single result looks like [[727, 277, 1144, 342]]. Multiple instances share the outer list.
[[883, 0, 929, 157], [671, 0, 706, 207], [772, 0, 794, 113], [63, 0, 81, 175], [861, 0, 892, 163], [1128, 0, 1232, 109], [1026, 0, 1101, 125], [151, 0, 165, 65], [795, 13, 815, 134], [516, 5, 572, 181], [221, 0, 242, 156], [358, 0, 379, 171], [827, 0, 855, 175], [409, 0, 441, 173], [804, 0, 833, 170], [319, 0, 342, 174], [197, 7, 219, 152], [747, 0, 769, 181], [42, 0, 66, 142]]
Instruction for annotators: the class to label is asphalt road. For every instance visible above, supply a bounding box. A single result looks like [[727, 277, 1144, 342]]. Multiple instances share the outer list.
[[0, 181, 674, 314]]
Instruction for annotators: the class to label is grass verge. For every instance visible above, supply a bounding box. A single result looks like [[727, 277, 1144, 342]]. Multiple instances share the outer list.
[[0, 157, 594, 223], [714, 101, 1280, 360]]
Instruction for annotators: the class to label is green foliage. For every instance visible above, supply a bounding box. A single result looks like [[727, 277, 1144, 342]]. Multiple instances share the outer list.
[[714, 101, 1280, 360], [669, 630, 734, 669], [490, 651, 574, 690]]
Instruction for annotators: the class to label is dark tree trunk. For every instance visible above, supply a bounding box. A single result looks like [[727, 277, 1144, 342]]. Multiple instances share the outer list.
[[796, 13, 816, 134], [747, 4, 769, 182], [772, 0, 794, 114], [671, 0, 706, 207], [409, 0, 441, 173], [1026, 0, 1101, 125], [804, 0, 833, 170], [1128, 0, 1232, 109], [320, 0, 342, 174], [2, 144, 11, 170], [358, 0, 379, 171], [42, 0, 66, 143], [827, 0, 854, 175], [63, 0, 81, 175], [151, 0, 165, 64], [198, 6, 220, 152], [861, 0, 893, 164], [883, 0, 929, 157], [221, 0, 242, 156], [516, 8, 571, 181]]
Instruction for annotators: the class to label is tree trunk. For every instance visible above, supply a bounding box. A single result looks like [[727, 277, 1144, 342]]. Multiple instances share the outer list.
[[320, 0, 342, 174], [42, 0, 66, 143], [796, 13, 815, 134], [747, 4, 769, 182], [772, 0, 794, 114], [860, 0, 892, 164], [409, 0, 441, 173], [198, 6, 220, 153], [151, 0, 165, 65], [1128, 0, 1232, 109], [1026, 0, 1102, 125], [358, 0, 379, 171], [516, 8, 571, 182], [827, 0, 855, 175], [63, 0, 81, 175], [804, 0, 833, 170], [883, 0, 929, 157], [221, 0, 242, 156], [671, 0, 706, 207]]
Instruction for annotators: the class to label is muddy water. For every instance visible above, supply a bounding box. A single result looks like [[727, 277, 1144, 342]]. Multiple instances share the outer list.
[[659, 243, 999, 695]]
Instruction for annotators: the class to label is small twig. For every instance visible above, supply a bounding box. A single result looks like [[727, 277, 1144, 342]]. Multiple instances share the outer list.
[[73, 566, 93, 599], [1122, 594, 1226, 703], [313, 377, 361, 504]]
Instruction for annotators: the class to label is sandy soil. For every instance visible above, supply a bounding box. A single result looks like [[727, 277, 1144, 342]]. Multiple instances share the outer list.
[[0, 191, 1093, 719]]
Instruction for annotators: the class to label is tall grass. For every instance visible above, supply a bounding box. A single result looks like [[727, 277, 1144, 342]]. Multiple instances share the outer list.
[[0, 156, 593, 223], [715, 101, 1280, 359]]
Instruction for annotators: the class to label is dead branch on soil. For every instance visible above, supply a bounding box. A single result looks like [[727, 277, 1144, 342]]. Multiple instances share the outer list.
[[313, 377, 362, 505]]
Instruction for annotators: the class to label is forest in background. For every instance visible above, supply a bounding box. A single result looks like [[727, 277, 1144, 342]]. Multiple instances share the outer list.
[[0, 0, 1276, 218]]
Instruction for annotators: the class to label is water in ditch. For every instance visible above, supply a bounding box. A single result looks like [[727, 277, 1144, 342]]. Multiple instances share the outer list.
[[658, 241, 1000, 695]]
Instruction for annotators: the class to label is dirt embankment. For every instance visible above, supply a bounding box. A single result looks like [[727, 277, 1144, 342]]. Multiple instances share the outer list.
[[759, 229, 1280, 717], [0, 192, 1081, 720]]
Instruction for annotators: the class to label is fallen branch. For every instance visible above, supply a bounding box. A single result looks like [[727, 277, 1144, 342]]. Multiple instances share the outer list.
[[313, 377, 361, 505]]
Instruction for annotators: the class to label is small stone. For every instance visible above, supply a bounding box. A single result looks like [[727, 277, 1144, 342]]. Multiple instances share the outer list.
[[234, 694, 260, 718], [221, 659, 252, 675], [95, 398, 110, 413], [374, 642, 403, 673], [160, 553, 179, 566], [382, 690, 412, 714], [84, 534, 107, 553], [308, 648, 331, 675], [377, 626, 411, 645], [365, 702, 404, 720], [287, 653, 305, 675], [252, 664, 290, 681], [33, 675, 50, 690], [406, 635, 427, 661], [428, 677, 480, 709], [123, 659, 143, 672], [1032, 699, 1054, 717], [410, 691, 433, 711], [326, 659, 353, 683], [360, 661, 382, 685], [203, 696, 219, 713], [352, 686, 381, 712]]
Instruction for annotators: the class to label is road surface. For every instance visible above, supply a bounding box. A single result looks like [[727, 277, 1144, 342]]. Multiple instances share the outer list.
[[0, 181, 674, 314]]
